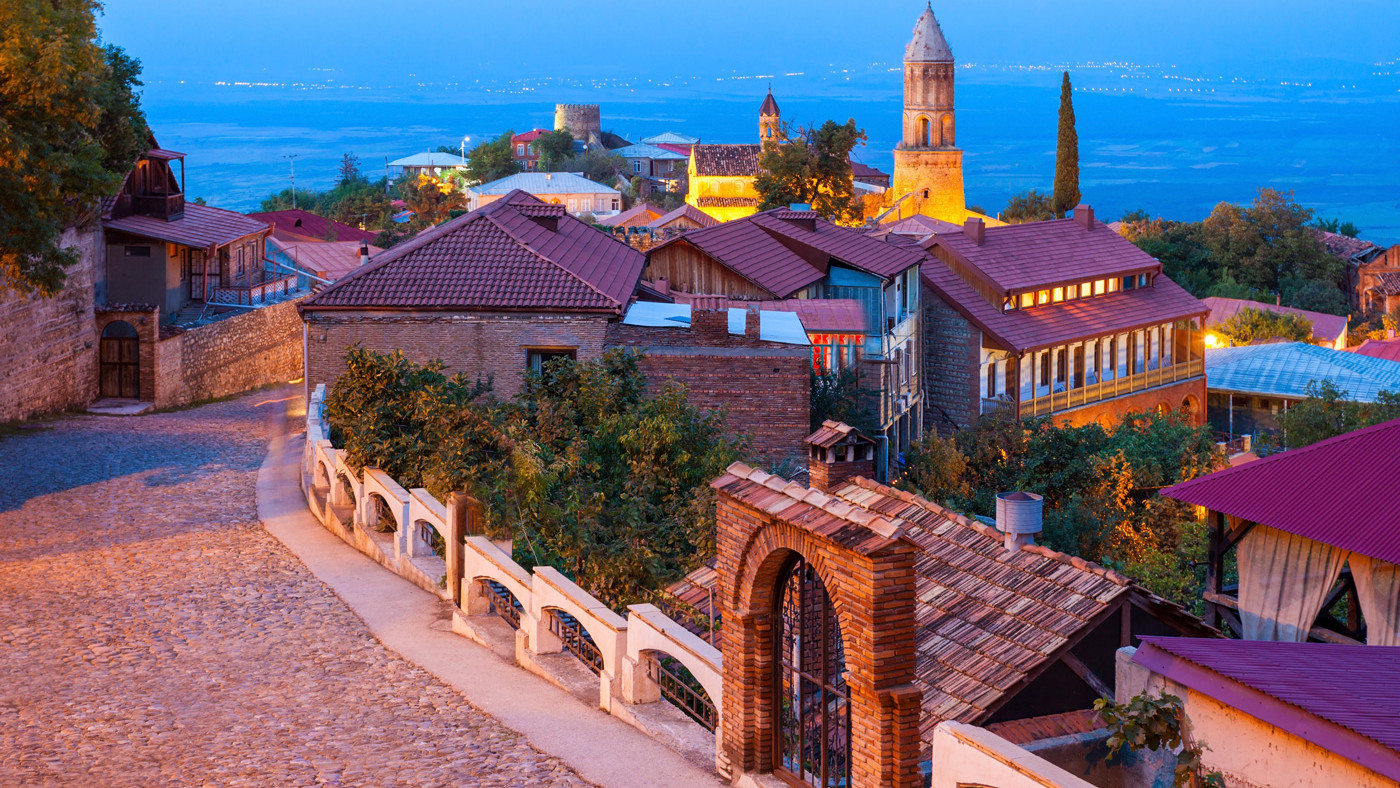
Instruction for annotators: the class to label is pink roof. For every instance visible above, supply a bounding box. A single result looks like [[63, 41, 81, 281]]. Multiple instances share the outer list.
[[274, 240, 365, 281], [513, 129, 550, 142], [1161, 418, 1400, 564], [302, 190, 645, 313], [104, 203, 267, 249], [247, 209, 378, 245], [931, 216, 1161, 294], [650, 208, 925, 297], [653, 203, 717, 230], [596, 204, 660, 228], [1353, 337, 1400, 363], [879, 214, 962, 236], [1136, 637, 1400, 777], [654, 143, 693, 156], [1201, 296, 1348, 346]]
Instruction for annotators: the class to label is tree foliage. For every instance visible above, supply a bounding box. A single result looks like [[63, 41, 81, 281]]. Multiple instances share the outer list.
[[466, 131, 521, 184], [398, 174, 465, 230], [754, 119, 868, 224], [1095, 691, 1225, 788], [552, 148, 630, 187], [324, 347, 744, 609], [258, 164, 395, 239], [810, 368, 878, 435], [1267, 380, 1400, 451], [900, 410, 1224, 606], [0, 1, 149, 294], [1052, 71, 1081, 219], [533, 129, 575, 170], [1214, 306, 1312, 346], [1000, 190, 1055, 224]]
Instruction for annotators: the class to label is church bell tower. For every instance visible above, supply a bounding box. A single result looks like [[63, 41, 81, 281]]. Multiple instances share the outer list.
[[891, 4, 968, 222], [759, 88, 781, 143]]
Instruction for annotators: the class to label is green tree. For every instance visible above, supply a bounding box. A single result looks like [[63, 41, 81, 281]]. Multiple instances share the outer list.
[[399, 174, 465, 230], [1052, 71, 1080, 219], [1000, 190, 1055, 223], [337, 152, 362, 186], [754, 119, 868, 224], [1269, 381, 1400, 450], [534, 129, 575, 170], [466, 131, 521, 185], [1314, 217, 1361, 238], [0, 1, 149, 294], [554, 148, 630, 187], [1201, 188, 1341, 298], [810, 368, 878, 435], [1214, 306, 1313, 346]]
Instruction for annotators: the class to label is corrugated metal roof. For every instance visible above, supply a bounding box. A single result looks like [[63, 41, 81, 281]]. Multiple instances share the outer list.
[[1204, 343, 1400, 402], [1201, 297, 1348, 346], [1161, 417, 1400, 564], [470, 172, 619, 196], [1353, 337, 1400, 364], [247, 209, 378, 245], [612, 143, 687, 161], [653, 204, 718, 230], [1136, 637, 1400, 767], [620, 302, 810, 346], [301, 190, 643, 313], [387, 152, 468, 168], [103, 203, 267, 249], [641, 131, 700, 146], [270, 239, 365, 281]]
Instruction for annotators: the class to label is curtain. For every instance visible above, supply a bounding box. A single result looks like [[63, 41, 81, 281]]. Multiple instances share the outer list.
[[1237, 525, 1346, 642], [1350, 554, 1400, 646]]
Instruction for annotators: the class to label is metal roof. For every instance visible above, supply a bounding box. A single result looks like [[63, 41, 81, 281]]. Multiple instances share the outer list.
[[611, 143, 687, 161], [620, 302, 810, 346], [246, 209, 378, 245], [1204, 342, 1400, 402], [469, 172, 619, 196], [641, 131, 700, 146], [906, 4, 954, 62], [104, 203, 267, 249], [387, 152, 468, 168], [653, 203, 718, 230], [1353, 337, 1400, 364], [1161, 417, 1400, 564], [1201, 297, 1349, 346], [1135, 637, 1400, 780]]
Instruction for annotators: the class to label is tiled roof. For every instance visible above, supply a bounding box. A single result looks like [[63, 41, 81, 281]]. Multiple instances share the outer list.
[[104, 203, 267, 249], [696, 196, 760, 208], [711, 462, 905, 554], [805, 420, 874, 449], [301, 190, 644, 313], [247, 209, 378, 245], [1203, 342, 1400, 402], [759, 89, 780, 117], [1135, 637, 1400, 777], [930, 216, 1161, 294], [650, 208, 925, 298], [596, 204, 661, 228], [880, 214, 962, 236], [1200, 297, 1348, 346], [1161, 417, 1400, 565], [906, 5, 954, 62], [470, 172, 619, 196], [1373, 272, 1400, 296], [513, 129, 550, 142], [653, 204, 718, 230], [985, 710, 1106, 746], [1352, 337, 1400, 363], [612, 143, 687, 161], [849, 161, 890, 181], [692, 144, 762, 177], [1311, 228, 1383, 262], [641, 131, 700, 146]]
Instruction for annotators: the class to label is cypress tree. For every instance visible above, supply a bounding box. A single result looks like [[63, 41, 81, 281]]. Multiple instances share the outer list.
[[1052, 71, 1081, 219]]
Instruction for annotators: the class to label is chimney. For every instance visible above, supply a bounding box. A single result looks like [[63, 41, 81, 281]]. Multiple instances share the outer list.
[[358, 243, 370, 267], [964, 216, 985, 245], [805, 421, 877, 494], [744, 305, 761, 340], [690, 303, 729, 344], [1074, 205, 1095, 230], [655, 277, 670, 296], [995, 491, 1043, 550]]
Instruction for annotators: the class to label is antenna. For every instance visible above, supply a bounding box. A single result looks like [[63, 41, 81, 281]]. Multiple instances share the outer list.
[[282, 154, 300, 209]]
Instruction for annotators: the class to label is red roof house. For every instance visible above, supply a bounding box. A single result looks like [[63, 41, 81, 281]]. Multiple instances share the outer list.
[[246, 209, 378, 245], [1200, 296, 1349, 350]]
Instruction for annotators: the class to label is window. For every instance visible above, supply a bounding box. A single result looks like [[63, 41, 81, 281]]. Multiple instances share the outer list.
[[568, 199, 577, 212], [1108, 278, 1119, 293], [1039, 352, 1050, 386], [611, 199, 620, 211], [124, 245, 152, 258], [1037, 290, 1050, 306], [1122, 275, 1135, 290], [1139, 273, 1149, 288], [986, 362, 997, 398], [516, 144, 525, 156], [1020, 292, 1034, 309], [632, 161, 642, 173], [1106, 338, 1117, 379], [527, 348, 576, 373], [1052, 287, 1064, 303], [527, 144, 534, 155], [1003, 296, 1015, 312], [1094, 279, 1106, 295], [1055, 349, 1066, 382], [1067, 284, 1078, 300], [236, 246, 246, 278], [1082, 281, 1092, 297]]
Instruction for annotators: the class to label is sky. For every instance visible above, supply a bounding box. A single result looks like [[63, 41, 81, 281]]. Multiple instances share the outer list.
[[99, 0, 1400, 86]]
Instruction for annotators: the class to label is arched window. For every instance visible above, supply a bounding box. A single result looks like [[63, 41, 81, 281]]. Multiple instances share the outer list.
[[915, 116, 931, 148], [775, 555, 849, 786], [940, 114, 954, 147]]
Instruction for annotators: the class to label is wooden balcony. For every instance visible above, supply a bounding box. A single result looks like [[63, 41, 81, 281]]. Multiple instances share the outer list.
[[209, 271, 296, 306], [1021, 357, 1203, 418], [129, 193, 185, 220]]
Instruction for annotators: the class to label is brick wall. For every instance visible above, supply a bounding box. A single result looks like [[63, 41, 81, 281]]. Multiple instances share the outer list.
[[152, 297, 305, 408], [0, 227, 101, 421], [302, 310, 613, 401], [1048, 375, 1207, 429], [922, 283, 980, 434], [607, 312, 811, 466]]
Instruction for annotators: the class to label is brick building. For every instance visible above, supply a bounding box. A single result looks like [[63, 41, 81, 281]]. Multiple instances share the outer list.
[[707, 423, 1217, 787], [511, 129, 550, 172], [880, 205, 1209, 432], [1357, 245, 1400, 315]]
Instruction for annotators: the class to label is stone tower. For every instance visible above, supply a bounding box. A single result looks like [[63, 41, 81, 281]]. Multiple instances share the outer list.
[[759, 88, 781, 143], [554, 103, 602, 145], [891, 4, 968, 222]]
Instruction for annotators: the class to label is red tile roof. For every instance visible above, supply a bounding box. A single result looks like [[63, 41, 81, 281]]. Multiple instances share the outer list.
[[246, 209, 378, 245], [596, 204, 661, 228], [931, 217, 1161, 294], [1201, 297, 1348, 346], [692, 144, 762, 177], [849, 161, 890, 182], [650, 208, 925, 298], [1161, 417, 1400, 565], [654, 204, 718, 230], [1312, 228, 1383, 263], [1135, 637, 1400, 777], [514, 129, 550, 142], [301, 190, 645, 313], [880, 214, 962, 236], [104, 203, 267, 249], [1353, 337, 1400, 363]]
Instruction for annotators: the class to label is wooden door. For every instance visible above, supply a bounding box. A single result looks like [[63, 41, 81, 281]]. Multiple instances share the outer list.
[[99, 331, 139, 398]]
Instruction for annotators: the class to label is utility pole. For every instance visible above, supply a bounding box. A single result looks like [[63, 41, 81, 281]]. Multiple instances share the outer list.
[[283, 154, 300, 209]]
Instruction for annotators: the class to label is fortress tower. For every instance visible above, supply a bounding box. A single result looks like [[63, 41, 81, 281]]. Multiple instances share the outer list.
[[554, 103, 602, 145], [759, 88, 781, 143], [890, 5, 968, 222]]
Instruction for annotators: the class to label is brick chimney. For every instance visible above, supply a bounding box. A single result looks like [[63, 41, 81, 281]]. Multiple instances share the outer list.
[[963, 216, 985, 245], [691, 304, 730, 344], [1074, 205, 1095, 230], [744, 305, 761, 340], [805, 420, 877, 494]]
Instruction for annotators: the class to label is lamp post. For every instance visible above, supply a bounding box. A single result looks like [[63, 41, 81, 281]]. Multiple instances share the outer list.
[[460, 136, 471, 166], [283, 154, 300, 209]]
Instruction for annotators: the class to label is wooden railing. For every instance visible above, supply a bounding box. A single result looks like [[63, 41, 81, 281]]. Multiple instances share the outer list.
[[1022, 357, 1203, 418], [131, 193, 185, 219]]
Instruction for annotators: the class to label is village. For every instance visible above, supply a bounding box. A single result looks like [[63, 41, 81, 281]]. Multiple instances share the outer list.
[[2, 4, 1399, 788]]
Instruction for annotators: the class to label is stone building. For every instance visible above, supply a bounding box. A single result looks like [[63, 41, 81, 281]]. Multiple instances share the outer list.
[[685, 139, 766, 223], [555, 103, 603, 146], [1356, 244, 1400, 315]]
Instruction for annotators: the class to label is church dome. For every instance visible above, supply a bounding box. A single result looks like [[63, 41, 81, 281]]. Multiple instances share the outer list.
[[906, 4, 953, 63]]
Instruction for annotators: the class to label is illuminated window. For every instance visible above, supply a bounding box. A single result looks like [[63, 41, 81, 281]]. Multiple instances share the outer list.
[[1094, 280, 1105, 295], [1067, 284, 1078, 300], [1052, 287, 1064, 303], [1020, 292, 1034, 309], [1107, 278, 1119, 293], [1003, 296, 1015, 312], [1082, 281, 1092, 296], [1037, 290, 1050, 305]]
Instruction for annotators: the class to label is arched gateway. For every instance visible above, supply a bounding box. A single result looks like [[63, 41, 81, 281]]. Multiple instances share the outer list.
[[775, 554, 850, 786]]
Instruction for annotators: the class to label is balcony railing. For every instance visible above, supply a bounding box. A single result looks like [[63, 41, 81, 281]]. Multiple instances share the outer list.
[[209, 271, 297, 306], [130, 193, 185, 220], [1021, 357, 1203, 418]]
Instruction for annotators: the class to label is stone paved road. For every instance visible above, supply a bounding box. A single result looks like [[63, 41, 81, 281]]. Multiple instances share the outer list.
[[0, 393, 592, 787]]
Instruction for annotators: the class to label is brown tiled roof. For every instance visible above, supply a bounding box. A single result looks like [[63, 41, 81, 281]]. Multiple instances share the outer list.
[[759, 90, 780, 118], [301, 190, 645, 313], [710, 462, 905, 554], [985, 710, 1106, 745], [247, 209, 378, 245], [696, 196, 760, 208], [1373, 272, 1400, 296], [931, 217, 1162, 294], [597, 204, 661, 228], [104, 203, 268, 249], [692, 144, 762, 177], [649, 207, 925, 298], [654, 203, 718, 230], [805, 419, 875, 449], [849, 161, 890, 181], [1312, 228, 1382, 262], [662, 557, 720, 645]]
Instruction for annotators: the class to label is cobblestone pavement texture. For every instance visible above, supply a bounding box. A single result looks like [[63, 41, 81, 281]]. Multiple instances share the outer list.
[[0, 393, 593, 787]]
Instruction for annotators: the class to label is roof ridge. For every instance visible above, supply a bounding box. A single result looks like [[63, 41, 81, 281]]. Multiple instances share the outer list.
[[480, 208, 622, 308], [301, 210, 481, 307], [720, 461, 906, 540]]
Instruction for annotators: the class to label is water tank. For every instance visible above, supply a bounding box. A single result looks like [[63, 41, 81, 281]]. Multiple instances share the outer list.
[[995, 491, 1043, 536]]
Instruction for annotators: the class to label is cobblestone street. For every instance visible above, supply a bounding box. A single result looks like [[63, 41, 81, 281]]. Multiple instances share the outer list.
[[0, 392, 592, 787]]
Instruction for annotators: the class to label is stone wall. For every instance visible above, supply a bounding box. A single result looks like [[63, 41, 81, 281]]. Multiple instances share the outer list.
[[922, 285, 981, 434], [891, 148, 965, 223], [302, 310, 613, 401], [153, 297, 305, 408], [0, 227, 101, 421]]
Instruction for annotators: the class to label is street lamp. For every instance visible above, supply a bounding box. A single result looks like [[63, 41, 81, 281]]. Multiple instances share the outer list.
[[460, 136, 471, 165]]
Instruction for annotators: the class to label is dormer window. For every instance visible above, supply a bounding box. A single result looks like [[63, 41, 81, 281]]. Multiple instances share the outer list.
[[1037, 290, 1050, 306], [1052, 287, 1064, 303], [1067, 284, 1078, 299]]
